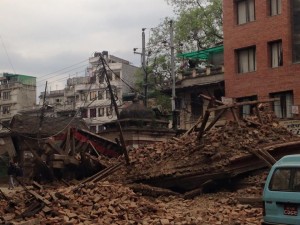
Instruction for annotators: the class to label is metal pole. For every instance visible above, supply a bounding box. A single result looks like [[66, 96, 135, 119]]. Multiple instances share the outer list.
[[170, 20, 177, 130], [142, 28, 147, 107]]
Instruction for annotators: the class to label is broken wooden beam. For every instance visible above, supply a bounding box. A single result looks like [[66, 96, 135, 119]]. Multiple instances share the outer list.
[[207, 98, 280, 113], [204, 108, 226, 132], [197, 99, 214, 140], [27, 190, 51, 206], [32, 181, 43, 190], [0, 188, 9, 201]]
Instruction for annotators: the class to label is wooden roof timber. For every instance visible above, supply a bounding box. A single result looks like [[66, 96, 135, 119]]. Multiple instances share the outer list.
[[207, 98, 280, 112]]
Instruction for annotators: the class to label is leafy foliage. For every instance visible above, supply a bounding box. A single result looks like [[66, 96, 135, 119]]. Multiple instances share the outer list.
[[175, 0, 223, 50], [134, 0, 223, 111]]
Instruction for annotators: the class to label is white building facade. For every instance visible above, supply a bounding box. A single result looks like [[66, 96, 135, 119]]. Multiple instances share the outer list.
[[40, 52, 138, 133], [0, 73, 36, 127]]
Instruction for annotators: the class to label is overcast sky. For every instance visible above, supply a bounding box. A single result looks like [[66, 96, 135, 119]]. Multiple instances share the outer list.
[[0, 0, 174, 97]]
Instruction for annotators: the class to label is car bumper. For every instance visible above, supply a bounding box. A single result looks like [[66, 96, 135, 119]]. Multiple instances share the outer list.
[[262, 222, 286, 225]]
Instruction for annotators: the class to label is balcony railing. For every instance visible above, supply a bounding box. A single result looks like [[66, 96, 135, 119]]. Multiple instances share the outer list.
[[178, 65, 224, 80], [0, 82, 23, 90]]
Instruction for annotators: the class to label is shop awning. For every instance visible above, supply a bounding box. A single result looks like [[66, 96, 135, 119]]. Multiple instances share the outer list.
[[177, 45, 224, 60]]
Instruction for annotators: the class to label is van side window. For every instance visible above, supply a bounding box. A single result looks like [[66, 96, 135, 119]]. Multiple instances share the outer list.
[[293, 169, 300, 190], [269, 168, 291, 191]]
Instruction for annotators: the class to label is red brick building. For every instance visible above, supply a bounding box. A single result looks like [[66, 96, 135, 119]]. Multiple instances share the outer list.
[[223, 0, 300, 119]]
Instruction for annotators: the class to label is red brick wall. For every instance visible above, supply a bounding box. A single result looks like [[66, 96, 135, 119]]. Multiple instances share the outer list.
[[223, 0, 300, 106]]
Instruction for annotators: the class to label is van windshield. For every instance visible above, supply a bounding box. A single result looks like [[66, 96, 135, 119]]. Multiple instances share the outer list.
[[269, 167, 300, 191]]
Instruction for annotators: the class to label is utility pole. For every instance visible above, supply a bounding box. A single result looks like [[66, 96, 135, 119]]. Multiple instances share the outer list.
[[37, 81, 47, 147], [99, 55, 130, 165], [170, 20, 177, 130], [142, 28, 147, 107], [134, 28, 148, 107]]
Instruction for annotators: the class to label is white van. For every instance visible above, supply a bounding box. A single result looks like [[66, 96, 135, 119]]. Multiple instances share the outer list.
[[262, 154, 300, 224]]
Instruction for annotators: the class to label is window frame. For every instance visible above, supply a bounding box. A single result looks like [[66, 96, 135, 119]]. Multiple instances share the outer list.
[[236, 95, 258, 118], [97, 91, 104, 100], [269, 167, 300, 192], [269, 40, 283, 68], [270, 91, 293, 119], [90, 91, 97, 101], [106, 89, 111, 99], [3, 91, 10, 100], [106, 107, 113, 117], [270, 0, 282, 16], [2, 105, 10, 115], [98, 108, 104, 117], [236, 0, 256, 25], [236, 46, 256, 73], [89, 108, 97, 118]]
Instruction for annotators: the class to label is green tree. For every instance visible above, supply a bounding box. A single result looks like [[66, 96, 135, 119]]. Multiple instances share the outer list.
[[146, 0, 223, 86], [175, 0, 223, 50], [134, 0, 222, 111], [133, 65, 172, 112]]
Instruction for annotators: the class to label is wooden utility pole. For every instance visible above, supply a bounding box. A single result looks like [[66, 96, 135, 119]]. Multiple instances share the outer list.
[[99, 55, 130, 165], [38, 81, 48, 146]]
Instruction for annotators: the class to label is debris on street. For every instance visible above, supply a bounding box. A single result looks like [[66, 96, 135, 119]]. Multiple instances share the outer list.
[[1, 99, 300, 224]]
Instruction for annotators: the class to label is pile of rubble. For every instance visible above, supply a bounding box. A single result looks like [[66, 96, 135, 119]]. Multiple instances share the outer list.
[[0, 179, 264, 225], [108, 108, 299, 192], [2, 102, 298, 224]]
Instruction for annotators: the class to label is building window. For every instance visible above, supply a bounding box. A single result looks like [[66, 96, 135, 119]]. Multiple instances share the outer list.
[[98, 108, 104, 117], [81, 93, 87, 101], [2, 105, 10, 115], [236, 95, 257, 118], [97, 91, 104, 100], [237, 46, 256, 73], [106, 89, 111, 99], [270, 0, 281, 16], [106, 107, 113, 117], [3, 91, 10, 100], [237, 0, 255, 25], [90, 91, 97, 101], [269, 40, 283, 68], [89, 108, 96, 118], [270, 91, 293, 118]]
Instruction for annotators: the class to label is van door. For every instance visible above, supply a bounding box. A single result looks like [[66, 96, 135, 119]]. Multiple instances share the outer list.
[[263, 167, 300, 224]]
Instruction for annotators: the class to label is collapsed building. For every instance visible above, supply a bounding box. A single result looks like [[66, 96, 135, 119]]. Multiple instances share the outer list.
[[6, 114, 123, 181], [103, 98, 300, 196], [1, 97, 299, 224]]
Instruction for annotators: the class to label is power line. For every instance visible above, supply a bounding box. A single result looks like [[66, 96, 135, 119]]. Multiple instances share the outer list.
[[37, 59, 89, 79], [0, 35, 16, 74], [37, 64, 88, 84]]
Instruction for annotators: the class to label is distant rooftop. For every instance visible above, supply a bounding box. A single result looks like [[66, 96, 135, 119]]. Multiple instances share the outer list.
[[0, 72, 36, 86]]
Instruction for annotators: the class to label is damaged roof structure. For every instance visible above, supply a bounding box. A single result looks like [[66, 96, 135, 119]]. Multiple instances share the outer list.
[[6, 114, 123, 181], [1, 97, 300, 224], [106, 98, 300, 196]]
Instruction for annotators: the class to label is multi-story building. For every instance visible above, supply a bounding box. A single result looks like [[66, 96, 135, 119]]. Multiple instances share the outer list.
[[40, 52, 138, 133], [174, 46, 225, 130], [223, 0, 300, 122], [0, 73, 36, 127]]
